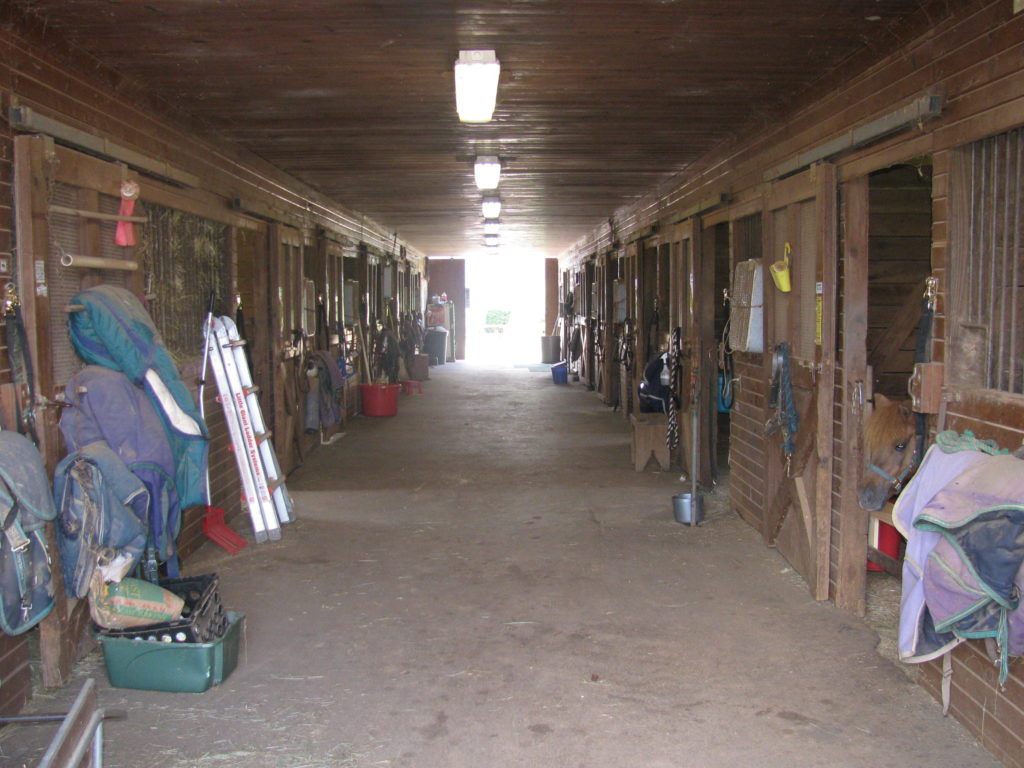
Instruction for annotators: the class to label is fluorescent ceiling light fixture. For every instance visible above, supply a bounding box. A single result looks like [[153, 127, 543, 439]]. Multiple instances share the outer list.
[[455, 50, 500, 123], [474, 156, 501, 190], [483, 219, 500, 235], [484, 234, 500, 247], [481, 195, 502, 219]]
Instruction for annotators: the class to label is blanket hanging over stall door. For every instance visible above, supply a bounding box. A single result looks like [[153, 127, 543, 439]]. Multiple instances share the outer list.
[[893, 437, 1024, 690], [67, 285, 208, 511]]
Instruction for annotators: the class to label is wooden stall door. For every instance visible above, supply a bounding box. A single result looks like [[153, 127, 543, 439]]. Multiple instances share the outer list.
[[762, 164, 836, 600]]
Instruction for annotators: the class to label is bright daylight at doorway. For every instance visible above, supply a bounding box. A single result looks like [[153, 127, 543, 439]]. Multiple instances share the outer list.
[[461, 252, 547, 365]]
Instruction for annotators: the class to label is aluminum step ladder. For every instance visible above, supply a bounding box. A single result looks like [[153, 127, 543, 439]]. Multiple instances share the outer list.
[[205, 315, 294, 542]]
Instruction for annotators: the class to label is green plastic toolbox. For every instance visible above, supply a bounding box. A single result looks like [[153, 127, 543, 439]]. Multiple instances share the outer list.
[[98, 611, 244, 693]]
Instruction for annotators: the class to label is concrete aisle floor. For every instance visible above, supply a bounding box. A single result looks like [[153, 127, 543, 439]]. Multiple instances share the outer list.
[[0, 363, 1001, 768]]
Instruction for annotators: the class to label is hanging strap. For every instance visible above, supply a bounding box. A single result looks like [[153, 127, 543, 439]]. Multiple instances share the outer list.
[[941, 652, 953, 716], [912, 277, 937, 461], [4, 290, 39, 444]]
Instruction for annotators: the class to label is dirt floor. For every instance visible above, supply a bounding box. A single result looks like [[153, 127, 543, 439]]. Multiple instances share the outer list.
[[0, 362, 1002, 767]]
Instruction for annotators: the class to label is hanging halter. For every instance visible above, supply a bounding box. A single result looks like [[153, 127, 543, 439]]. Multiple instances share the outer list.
[[867, 443, 920, 495]]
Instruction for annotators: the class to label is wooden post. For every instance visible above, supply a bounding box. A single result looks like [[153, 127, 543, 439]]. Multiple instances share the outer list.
[[13, 135, 82, 687], [836, 175, 870, 615], [813, 162, 838, 601]]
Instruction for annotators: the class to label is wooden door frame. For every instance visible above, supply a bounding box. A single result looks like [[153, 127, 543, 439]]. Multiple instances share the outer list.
[[835, 174, 871, 614]]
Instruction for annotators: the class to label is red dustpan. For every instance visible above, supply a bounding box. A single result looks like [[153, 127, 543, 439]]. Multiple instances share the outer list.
[[203, 507, 248, 555], [198, 292, 247, 556]]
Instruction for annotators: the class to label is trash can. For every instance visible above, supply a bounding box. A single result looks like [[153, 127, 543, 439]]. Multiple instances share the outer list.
[[541, 335, 561, 364], [424, 327, 448, 365]]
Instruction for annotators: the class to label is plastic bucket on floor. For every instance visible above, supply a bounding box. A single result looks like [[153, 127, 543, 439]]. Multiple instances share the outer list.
[[360, 383, 400, 416], [551, 362, 568, 384]]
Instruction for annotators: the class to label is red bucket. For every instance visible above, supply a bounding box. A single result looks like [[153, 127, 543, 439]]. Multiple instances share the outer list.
[[360, 383, 400, 417], [867, 519, 902, 571]]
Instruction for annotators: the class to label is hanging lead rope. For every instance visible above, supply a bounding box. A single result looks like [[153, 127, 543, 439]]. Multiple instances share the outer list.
[[666, 327, 682, 455], [765, 342, 799, 474]]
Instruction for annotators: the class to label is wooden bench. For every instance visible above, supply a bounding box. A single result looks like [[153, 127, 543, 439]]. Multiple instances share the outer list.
[[630, 412, 670, 472]]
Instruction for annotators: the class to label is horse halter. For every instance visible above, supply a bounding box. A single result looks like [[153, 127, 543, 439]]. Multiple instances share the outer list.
[[867, 443, 921, 495]]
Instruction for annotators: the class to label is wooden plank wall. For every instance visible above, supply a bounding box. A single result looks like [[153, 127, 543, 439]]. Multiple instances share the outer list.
[[728, 351, 767, 531]]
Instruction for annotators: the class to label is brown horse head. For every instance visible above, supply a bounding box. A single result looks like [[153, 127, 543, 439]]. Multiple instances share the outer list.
[[858, 393, 917, 511]]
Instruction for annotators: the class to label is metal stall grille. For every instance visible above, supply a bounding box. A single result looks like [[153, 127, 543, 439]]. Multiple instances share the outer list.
[[962, 128, 1024, 394], [136, 203, 230, 360]]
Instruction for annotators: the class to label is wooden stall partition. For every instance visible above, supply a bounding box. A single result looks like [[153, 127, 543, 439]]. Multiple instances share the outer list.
[[813, 164, 838, 601], [12, 134, 75, 688], [620, 241, 639, 417], [269, 224, 305, 474], [601, 250, 624, 407], [583, 258, 597, 390], [315, 231, 349, 439], [726, 203, 768, 533], [693, 219, 722, 486], [667, 219, 694, 472], [761, 164, 835, 600], [835, 174, 870, 615]]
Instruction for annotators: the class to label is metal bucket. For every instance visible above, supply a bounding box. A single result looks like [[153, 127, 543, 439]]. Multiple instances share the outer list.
[[672, 493, 703, 526]]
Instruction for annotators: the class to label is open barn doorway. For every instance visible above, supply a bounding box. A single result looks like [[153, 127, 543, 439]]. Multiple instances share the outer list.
[[464, 253, 547, 365], [858, 159, 933, 657]]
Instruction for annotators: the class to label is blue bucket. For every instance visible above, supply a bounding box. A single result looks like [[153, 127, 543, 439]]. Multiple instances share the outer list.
[[551, 362, 568, 384]]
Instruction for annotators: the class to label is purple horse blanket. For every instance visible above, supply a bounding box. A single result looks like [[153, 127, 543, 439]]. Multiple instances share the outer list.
[[893, 444, 1024, 684]]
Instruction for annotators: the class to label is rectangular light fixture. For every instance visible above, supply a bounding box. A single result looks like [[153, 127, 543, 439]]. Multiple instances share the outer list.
[[482, 195, 502, 219], [484, 234, 500, 247], [474, 156, 501, 190], [455, 50, 500, 123], [483, 219, 500, 235]]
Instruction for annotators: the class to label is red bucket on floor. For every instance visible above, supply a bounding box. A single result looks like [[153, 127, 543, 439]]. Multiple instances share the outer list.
[[359, 383, 400, 416]]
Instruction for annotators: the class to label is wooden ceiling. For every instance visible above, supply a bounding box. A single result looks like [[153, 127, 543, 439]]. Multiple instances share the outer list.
[[11, 0, 962, 257]]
